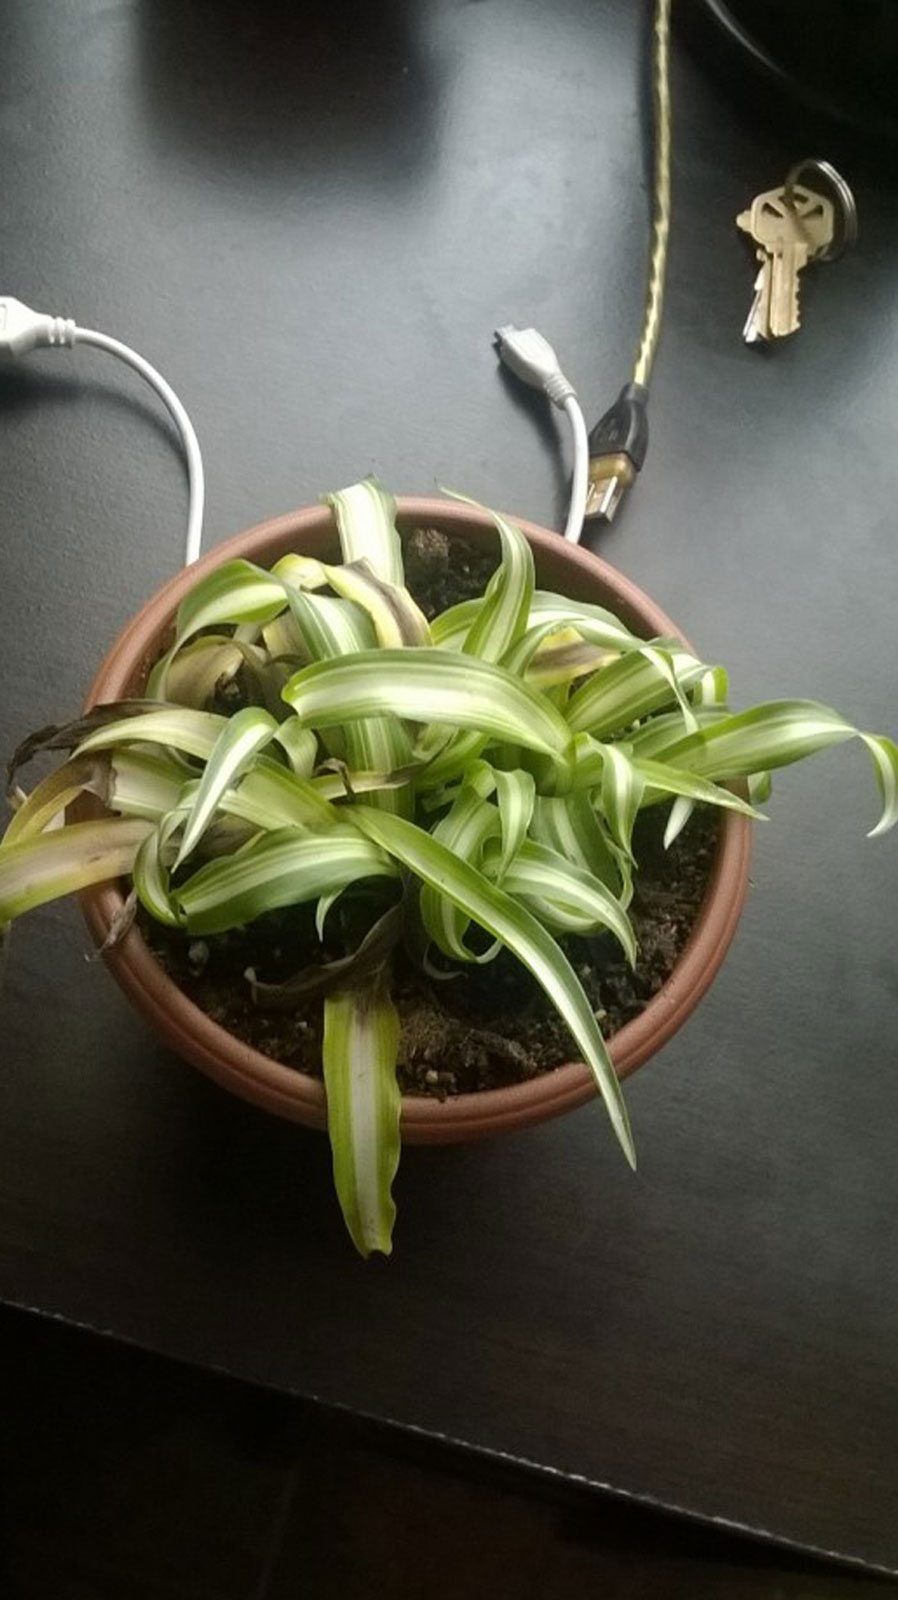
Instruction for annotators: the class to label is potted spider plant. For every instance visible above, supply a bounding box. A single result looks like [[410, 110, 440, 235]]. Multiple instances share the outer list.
[[2, 480, 895, 1255]]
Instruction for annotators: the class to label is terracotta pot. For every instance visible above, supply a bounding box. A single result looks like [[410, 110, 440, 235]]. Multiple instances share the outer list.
[[81, 499, 751, 1144]]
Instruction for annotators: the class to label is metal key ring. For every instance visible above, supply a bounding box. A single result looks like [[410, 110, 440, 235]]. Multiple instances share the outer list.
[[784, 158, 857, 262]]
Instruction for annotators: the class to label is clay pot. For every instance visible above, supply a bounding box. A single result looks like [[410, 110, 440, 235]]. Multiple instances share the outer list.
[[81, 499, 751, 1144]]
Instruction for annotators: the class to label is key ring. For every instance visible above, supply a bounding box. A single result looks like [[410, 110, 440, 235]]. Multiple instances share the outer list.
[[784, 158, 858, 262]]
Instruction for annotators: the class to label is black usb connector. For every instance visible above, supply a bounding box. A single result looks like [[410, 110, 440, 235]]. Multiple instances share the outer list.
[[584, 382, 649, 526]]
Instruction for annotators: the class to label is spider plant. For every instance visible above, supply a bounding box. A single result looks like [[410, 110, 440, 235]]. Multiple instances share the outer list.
[[2, 479, 896, 1255]]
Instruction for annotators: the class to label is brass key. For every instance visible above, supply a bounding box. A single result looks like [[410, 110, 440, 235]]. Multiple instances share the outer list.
[[737, 184, 834, 342]]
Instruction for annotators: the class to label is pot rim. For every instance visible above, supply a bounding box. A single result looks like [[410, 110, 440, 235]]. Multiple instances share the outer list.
[[80, 497, 751, 1144]]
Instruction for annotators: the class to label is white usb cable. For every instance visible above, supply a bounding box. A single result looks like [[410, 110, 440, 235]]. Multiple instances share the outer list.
[[494, 324, 589, 545], [0, 297, 204, 565]]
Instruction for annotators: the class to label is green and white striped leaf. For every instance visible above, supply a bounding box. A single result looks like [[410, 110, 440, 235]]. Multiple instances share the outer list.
[[133, 807, 188, 927], [261, 610, 309, 664], [220, 759, 337, 832], [634, 758, 762, 821], [0, 818, 152, 922], [467, 762, 535, 883], [452, 499, 534, 663], [273, 720, 318, 778], [530, 792, 619, 891], [658, 701, 898, 838], [420, 787, 501, 962], [175, 559, 287, 643], [596, 743, 646, 860], [270, 553, 329, 592], [283, 650, 573, 773], [325, 477, 404, 587], [493, 839, 636, 960], [431, 598, 481, 650], [284, 589, 412, 813], [2, 754, 111, 846], [627, 707, 729, 761], [411, 729, 490, 791], [284, 587, 375, 659], [528, 589, 649, 642], [76, 707, 225, 762], [859, 734, 898, 838], [645, 660, 729, 844], [435, 589, 646, 659], [350, 806, 635, 1167], [109, 748, 191, 820], [566, 649, 706, 739], [175, 825, 399, 935], [174, 708, 279, 868], [311, 762, 419, 803], [323, 559, 431, 648], [323, 979, 402, 1258], [695, 665, 730, 707]]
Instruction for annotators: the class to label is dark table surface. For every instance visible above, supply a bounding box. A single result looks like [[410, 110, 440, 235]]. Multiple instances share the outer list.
[[2, 0, 897, 1577]]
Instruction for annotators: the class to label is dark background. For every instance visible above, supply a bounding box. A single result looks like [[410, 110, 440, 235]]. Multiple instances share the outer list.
[[1, 0, 897, 1586]]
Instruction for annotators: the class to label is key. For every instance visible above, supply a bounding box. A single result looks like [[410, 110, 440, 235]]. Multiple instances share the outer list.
[[736, 207, 773, 342], [742, 249, 772, 344], [746, 185, 835, 340]]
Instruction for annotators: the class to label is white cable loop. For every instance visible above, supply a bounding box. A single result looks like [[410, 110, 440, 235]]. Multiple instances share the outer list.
[[72, 327, 205, 566], [562, 394, 589, 545]]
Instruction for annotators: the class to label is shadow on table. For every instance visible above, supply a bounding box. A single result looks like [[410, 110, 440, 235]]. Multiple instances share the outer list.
[[135, 0, 444, 186]]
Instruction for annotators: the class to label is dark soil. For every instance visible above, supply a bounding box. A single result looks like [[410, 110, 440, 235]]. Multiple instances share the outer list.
[[141, 528, 718, 1097]]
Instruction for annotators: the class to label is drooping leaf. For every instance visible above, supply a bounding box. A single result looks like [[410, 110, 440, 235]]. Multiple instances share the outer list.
[[2, 754, 111, 846], [261, 610, 309, 665], [323, 977, 402, 1258], [283, 650, 573, 775], [76, 708, 225, 762], [0, 818, 152, 922], [350, 806, 635, 1167], [659, 701, 898, 838], [175, 559, 287, 643], [523, 633, 612, 690], [7, 702, 167, 791], [151, 634, 254, 707], [323, 559, 431, 649], [175, 825, 399, 934], [633, 758, 762, 821]]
